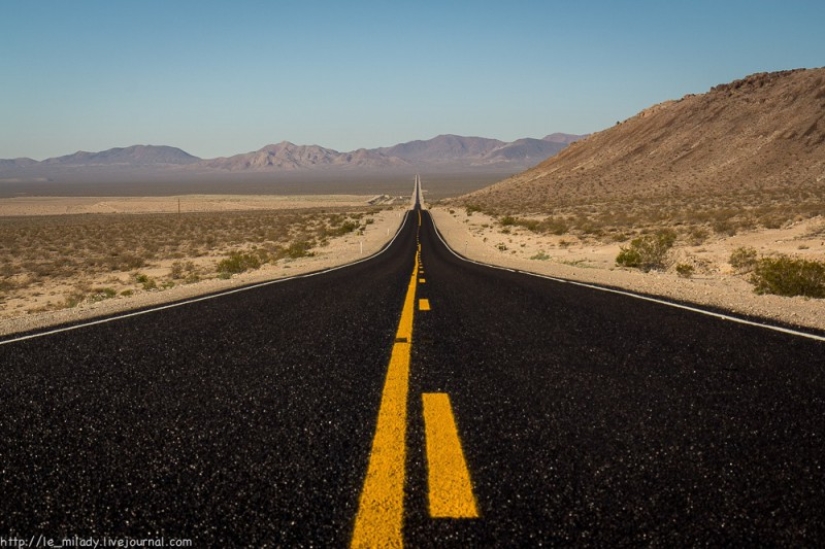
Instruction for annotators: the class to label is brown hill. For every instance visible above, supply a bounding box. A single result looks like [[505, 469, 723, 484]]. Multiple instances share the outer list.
[[459, 68, 825, 214]]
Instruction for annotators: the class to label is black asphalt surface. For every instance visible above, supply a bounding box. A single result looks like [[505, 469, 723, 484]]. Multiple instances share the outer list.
[[2, 207, 824, 546]]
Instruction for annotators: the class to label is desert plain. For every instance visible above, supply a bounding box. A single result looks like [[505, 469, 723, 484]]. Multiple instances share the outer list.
[[0, 194, 409, 336], [1, 191, 823, 338]]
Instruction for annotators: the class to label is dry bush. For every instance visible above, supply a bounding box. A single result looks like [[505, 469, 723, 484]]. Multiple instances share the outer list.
[[750, 255, 825, 298], [616, 229, 677, 272]]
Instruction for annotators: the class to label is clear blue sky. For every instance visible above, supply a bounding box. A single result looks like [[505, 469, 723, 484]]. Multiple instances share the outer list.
[[2, 0, 823, 160]]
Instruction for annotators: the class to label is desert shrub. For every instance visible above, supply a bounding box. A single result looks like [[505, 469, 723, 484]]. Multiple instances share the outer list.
[[64, 290, 87, 308], [615, 229, 676, 271], [88, 287, 117, 302], [750, 256, 825, 298], [687, 227, 709, 246], [675, 263, 695, 278], [712, 218, 737, 236], [134, 272, 157, 290], [729, 246, 758, 273], [540, 216, 569, 235], [217, 251, 262, 274], [286, 239, 314, 259], [0, 278, 16, 292], [324, 219, 358, 237]]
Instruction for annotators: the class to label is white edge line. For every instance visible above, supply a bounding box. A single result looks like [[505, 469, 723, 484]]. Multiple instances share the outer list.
[[429, 215, 825, 344], [0, 210, 413, 346]]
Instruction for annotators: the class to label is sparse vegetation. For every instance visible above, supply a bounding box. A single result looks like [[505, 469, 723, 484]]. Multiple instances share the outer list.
[[728, 246, 825, 297], [0, 206, 384, 314], [285, 239, 315, 259], [729, 247, 758, 273], [615, 229, 676, 272], [474, 186, 825, 246], [217, 250, 263, 275], [134, 273, 157, 291], [465, 204, 483, 216], [675, 263, 695, 278], [749, 255, 825, 298]]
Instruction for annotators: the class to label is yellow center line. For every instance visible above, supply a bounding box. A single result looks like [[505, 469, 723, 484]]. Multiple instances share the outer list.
[[419, 298, 431, 311], [422, 393, 479, 518], [351, 244, 420, 548]]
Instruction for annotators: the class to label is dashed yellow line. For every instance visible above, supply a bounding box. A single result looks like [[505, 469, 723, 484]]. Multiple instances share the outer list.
[[351, 247, 420, 548], [353, 217, 478, 547], [422, 393, 479, 518]]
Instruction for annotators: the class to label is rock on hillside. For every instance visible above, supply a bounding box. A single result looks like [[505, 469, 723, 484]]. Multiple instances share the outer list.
[[460, 68, 825, 213]]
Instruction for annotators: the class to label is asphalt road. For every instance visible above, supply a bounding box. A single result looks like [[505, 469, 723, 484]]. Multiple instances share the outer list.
[[1, 207, 824, 546]]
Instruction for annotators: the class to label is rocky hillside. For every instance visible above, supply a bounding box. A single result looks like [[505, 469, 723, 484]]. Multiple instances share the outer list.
[[459, 68, 825, 213]]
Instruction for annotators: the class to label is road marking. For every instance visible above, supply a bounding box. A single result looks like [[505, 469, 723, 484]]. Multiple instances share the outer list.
[[352, 247, 420, 548], [419, 278, 426, 284], [422, 393, 479, 518], [419, 298, 431, 311]]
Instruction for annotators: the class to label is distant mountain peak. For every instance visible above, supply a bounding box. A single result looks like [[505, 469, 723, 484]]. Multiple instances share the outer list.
[[39, 145, 200, 167], [1, 133, 586, 176]]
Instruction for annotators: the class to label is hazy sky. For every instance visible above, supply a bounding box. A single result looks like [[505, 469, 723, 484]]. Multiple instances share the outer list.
[[2, 0, 823, 160]]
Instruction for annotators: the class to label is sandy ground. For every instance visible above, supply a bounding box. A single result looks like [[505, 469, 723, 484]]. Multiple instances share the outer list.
[[429, 206, 825, 333], [0, 194, 383, 216], [0, 196, 408, 337]]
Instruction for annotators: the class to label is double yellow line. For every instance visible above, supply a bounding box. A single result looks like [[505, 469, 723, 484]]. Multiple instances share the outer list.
[[351, 218, 477, 548]]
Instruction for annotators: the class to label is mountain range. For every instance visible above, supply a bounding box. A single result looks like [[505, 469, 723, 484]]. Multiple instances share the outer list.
[[459, 67, 825, 213], [0, 134, 585, 176]]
